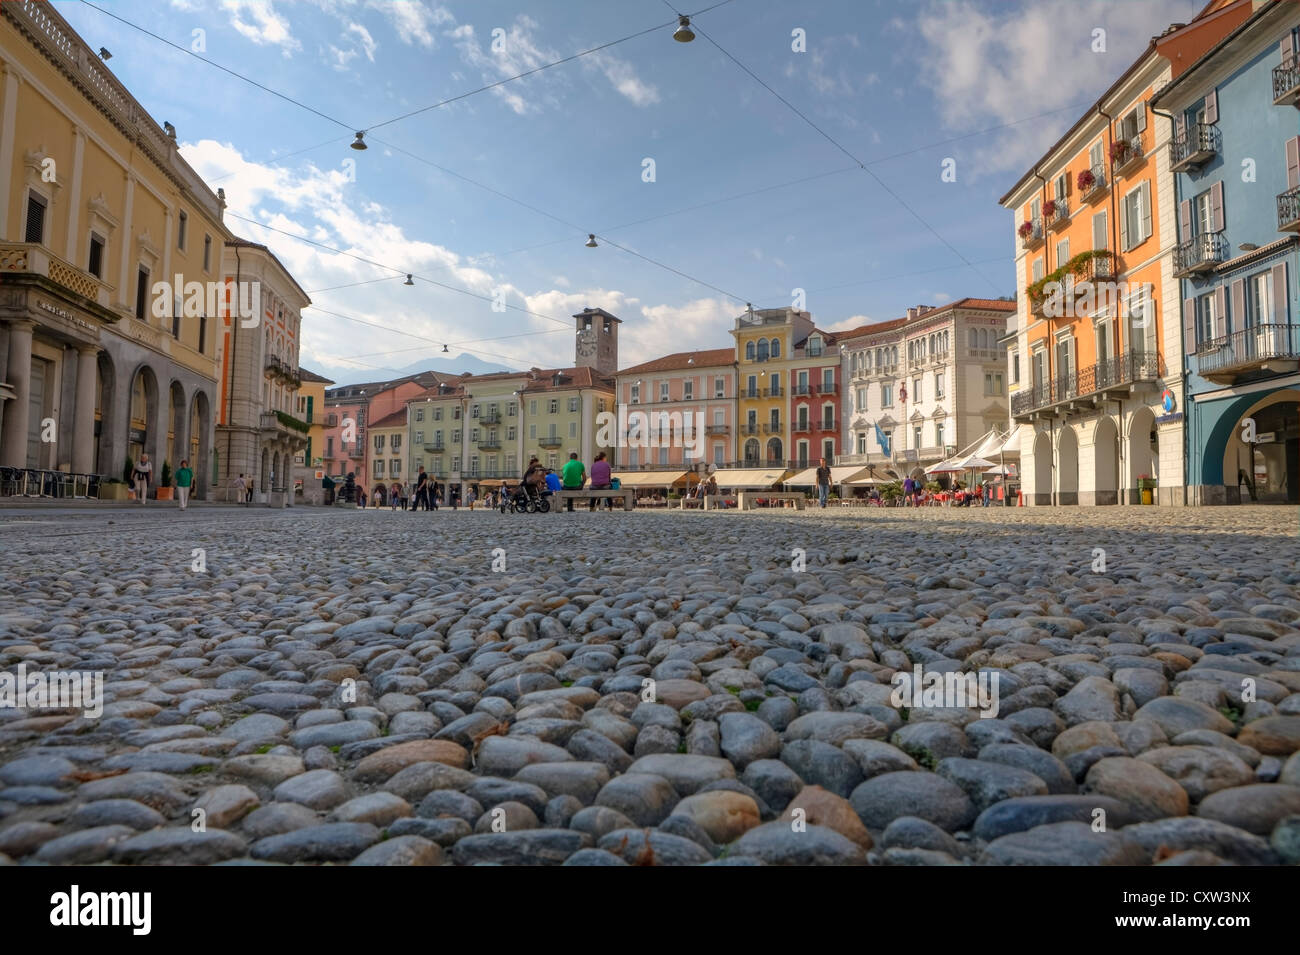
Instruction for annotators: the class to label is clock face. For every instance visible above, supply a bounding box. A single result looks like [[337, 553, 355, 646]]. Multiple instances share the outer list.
[[577, 335, 596, 358]]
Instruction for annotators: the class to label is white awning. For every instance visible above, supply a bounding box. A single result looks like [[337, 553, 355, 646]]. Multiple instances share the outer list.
[[997, 430, 1021, 455], [785, 466, 869, 485], [710, 468, 791, 489], [612, 470, 689, 488], [973, 430, 1007, 458]]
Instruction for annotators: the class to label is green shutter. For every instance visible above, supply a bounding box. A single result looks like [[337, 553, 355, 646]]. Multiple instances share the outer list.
[[306, 395, 314, 424]]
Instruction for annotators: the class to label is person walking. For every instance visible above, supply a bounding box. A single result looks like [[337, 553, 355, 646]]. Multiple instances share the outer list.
[[413, 468, 428, 511], [132, 453, 153, 504], [234, 473, 247, 505], [561, 451, 586, 512], [815, 457, 832, 508], [589, 451, 613, 511], [175, 459, 194, 510], [390, 482, 401, 511]]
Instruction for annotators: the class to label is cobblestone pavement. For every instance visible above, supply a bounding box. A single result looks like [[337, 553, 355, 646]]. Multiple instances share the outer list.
[[1, 504, 1298, 865]]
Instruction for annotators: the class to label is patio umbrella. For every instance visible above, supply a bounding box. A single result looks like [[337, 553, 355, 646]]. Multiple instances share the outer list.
[[925, 459, 963, 474]]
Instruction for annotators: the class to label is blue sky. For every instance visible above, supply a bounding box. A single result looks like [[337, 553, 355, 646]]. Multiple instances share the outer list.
[[59, 0, 1202, 383]]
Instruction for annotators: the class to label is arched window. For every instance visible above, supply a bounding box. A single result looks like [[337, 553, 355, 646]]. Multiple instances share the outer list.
[[943, 331, 949, 352], [744, 438, 760, 464], [756, 339, 769, 361], [771, 338, 781, 358], [745, 341, 755, 361], [969, 329, 978, 349]]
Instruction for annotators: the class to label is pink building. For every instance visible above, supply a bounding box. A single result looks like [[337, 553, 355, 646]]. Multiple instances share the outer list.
[[321, 371, 445, 488], [615, 348, 736, 472]]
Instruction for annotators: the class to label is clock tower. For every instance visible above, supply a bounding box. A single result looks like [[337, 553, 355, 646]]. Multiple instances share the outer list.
[[574, 307, 620, 375]]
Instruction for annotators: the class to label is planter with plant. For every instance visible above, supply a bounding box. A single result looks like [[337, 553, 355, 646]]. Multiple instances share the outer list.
[[156, 460, 174, 500], [1042, 199, 1057, 218], [1018, 220, 1035, 240], [98, 479, 128, 501], [1076, 168, 1096, 192]]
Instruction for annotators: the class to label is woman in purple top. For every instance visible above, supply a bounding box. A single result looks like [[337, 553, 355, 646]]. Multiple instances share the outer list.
[[589, 451, 613, 511]]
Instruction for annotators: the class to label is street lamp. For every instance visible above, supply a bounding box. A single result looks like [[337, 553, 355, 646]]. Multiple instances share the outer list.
[[351, 132, 368, 151], [404, 274, 414, 285], [673, 16, 695, 42], [585, 234, 598, 248]]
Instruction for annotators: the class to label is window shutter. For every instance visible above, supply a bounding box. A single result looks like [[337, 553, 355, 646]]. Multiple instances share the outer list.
[[1231, 278, 1245, 333], [24, 194, 46, 244], [1141, 182, 1153, 242], [1210, 181, 1225, 232], [1184, 297, 1196, 349], [1214, 287, 1227, 340], [1204, 89, 1218, 124], [1175, 115, 1186, 142], [1272, 262, 1288, 324], [1282, 37, 1295, 68], [1119, 196, 1130, 251], [1288, 136, 1300, 190], [1136, 102, 1147, 133], [1179, 199, 1192, 240]]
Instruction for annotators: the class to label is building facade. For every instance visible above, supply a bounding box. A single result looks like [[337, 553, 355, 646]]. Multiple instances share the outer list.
[[519, 366, 614, 476], [732, 306, 814, 467], [406, 380, 464, 493], [1001, 1, 1253, 506], [366, 408, 407, 503], [838, 300, 1015, 477], [293, 366, 332, 503], [0, 1, 230, 495], [462, 371, 528, 492], [322, 371, 443, 487], [615, 347, 735, 471], [1155, 0, 1300, 505], [789, 329, 840, 468], [215, 239, 309, 505]]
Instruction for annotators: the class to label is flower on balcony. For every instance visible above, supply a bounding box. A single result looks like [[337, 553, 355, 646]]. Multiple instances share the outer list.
[[1076, 168, 1096, 191], [1109, 139, 1131, 163], [1018, 220, 1035, 239], [1042, 199, 1058, 218]]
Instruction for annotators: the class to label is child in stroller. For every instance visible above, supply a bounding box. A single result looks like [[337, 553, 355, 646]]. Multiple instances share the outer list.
[[499, 479, 551, 513]]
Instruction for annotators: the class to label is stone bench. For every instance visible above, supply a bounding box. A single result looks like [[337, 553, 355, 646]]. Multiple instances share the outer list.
[[552, 488, 635, 512], [736, 490, 806, 511]]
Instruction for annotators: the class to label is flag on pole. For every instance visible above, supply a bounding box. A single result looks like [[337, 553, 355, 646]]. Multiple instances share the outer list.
[[874, 421, 891, 455]]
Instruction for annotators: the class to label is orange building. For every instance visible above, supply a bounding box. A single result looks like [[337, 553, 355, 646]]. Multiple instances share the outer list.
[[1000, 0, 1253, 506]]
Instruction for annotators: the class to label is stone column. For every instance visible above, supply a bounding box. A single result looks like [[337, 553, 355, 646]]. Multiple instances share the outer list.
[[0, 320, 36, 467], [71, 344, 99, 474]]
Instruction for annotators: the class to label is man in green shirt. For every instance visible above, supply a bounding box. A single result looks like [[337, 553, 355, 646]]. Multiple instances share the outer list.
[[561, 452, 586, 512], [174, 459, 194, 510]]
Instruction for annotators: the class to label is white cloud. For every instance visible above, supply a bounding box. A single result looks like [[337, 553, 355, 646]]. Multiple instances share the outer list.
[[585, 51, 660, 107], [346, 22, 377, 61], [446, 20, 557, 115], [824, 313, 873, 333], [365, 0, 451, 49], [910, 0, 1203, 175], [221, 0, 301, 56]]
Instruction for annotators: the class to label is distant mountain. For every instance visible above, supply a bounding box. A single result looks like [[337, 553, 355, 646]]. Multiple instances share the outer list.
[[312, 352, 515, 387]]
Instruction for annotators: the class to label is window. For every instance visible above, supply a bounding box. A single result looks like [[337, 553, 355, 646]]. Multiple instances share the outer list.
[[529, 399, 538, 415], [434, 408, 442, 421], [507, 426, 516, 440], [683, 380, 693, 400], [659, 382, 669, 402], [1195, 292, 1218, 347], [1128, 285, 1155, 354], [1248, 271, 1274, 327], [391, 434, 402, 451], [936, 422, 945, 448], [1092, 209, 1112, 252], [1055, 239, 1069, 270], [88, 233, 105, 278], [414, 430, 424, 445], [452, 456, 460, 472], [822, 368, 834, 390], [934, 373, 944, 398], [203, 235, 212, 271], [1011, 352, 1020, 384], [822, 404, 834, 430], [1116, 103, 1146, 144], [913, 378, 922, 402], [568, 396, 579, 413], [629, 384, 640, 404], [769, 372, 780, 395], [771, 338, 781, 358], [756, 339, 769, 362], [881, 384, 893, 407], [808, 336, 822, 356], [452, 429, 461, 443], [914, 426, 923, 450], [470, 428, 479, 442], [529, 424, 536, 439], [135, 267, 150, 320], [508, 402, 517, 416], [375, 461, 384, 477], [471, 404, 480, 418], [984, 372, 1004, 396], [548, 399, 558, 414], [714, 377, 725, 398], [1194, 188, 1214, 236], [327, 437, 334, 458], [1053, 172, 1069, 202], [569, 422, 577, 438], [857, 432, 867, 454], [453, 406, 461, 419], [24, 192, 47, 244], [391, 459, 401, 475], [177, 211, 188, 250], [415, 408, 424, 422], [745, 341, 755, 361], [374, 434, 385, 451], [1120, 182, 1152, 251], [746, 375, 757, 397], [856, 387, 867, 412], [470, 457, 479, 476], [1032, 258, 1044, 283]]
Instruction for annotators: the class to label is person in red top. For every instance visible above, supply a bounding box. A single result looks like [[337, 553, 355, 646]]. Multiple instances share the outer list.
[[588, 451, 613, 511]]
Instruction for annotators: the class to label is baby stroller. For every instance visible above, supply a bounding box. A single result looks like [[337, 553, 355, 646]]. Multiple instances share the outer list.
[[500, 481, 551, 513]]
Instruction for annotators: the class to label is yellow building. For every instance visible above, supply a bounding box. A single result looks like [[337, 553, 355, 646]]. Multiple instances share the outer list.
[[293, 367, 333, 502], [0, 2, 231, 496], [520, 366, 615, 475], [731, 306, 813, 466], [407, 380, 465, 492], [460, 371, 528, 494], [365, 408, 408, 505]]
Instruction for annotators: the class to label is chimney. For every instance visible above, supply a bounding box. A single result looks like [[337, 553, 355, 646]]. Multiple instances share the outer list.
[[906, 307, 918, 320]]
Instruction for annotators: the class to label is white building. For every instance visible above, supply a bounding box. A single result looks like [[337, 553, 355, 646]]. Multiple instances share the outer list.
[[837, 299, 1016, 479]]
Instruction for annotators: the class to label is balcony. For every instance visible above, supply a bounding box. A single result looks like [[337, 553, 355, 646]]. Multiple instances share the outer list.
[[762, 422, 783, 434], [1273, 56, 1300, 106], [1019, 218, 1044, 250], [793, 421, 812, 433], [537, 435, 563, 448], [813, 382, 838, 395], [705, 424, 730, 435], [1011, 350, 1163, 419], [0, 242, 115, 311], [1196, 323, 1300, 384], [1080, 164, 1108, 203], [260, 410, 310, 439], [324, 413, 339, 428], [424, 442, 444, 453], [740, 424, 760, 436], [818, 419, 838, 432], [1173, 232, 1227, 277], [476, 437, 502, 451], [1169, 122, 1220, 173], [769, 386, 784, 397], [792, 384, 813, 396], [1111, 136, 1145, 178], [738, 389, 763, 400], [1277, 186, 1300, 232], [479, 411, 502, 425], [1045, 198, 1070, 232]]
